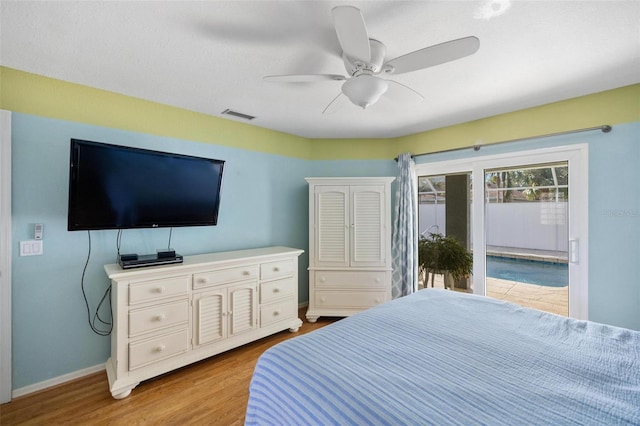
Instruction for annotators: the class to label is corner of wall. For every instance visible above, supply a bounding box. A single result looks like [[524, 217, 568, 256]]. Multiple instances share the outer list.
[[309, 137, 399, 161]]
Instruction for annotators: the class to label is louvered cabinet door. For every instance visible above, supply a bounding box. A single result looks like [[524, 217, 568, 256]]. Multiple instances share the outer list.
[[193, 291, 226, 346], [350, 185, 386, 267], [349, 185, 387, 267], [228, 283, 257, 337], [314, 186, 349, 267]]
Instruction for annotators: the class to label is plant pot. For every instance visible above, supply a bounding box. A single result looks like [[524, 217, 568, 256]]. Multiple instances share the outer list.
[[443, 272, 455, 290], [418, 233, 472, 290], [443, 272, 471, 290]]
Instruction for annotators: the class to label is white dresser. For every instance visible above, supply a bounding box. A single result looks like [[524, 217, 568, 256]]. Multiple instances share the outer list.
[[104, 246, 303, 399], [305, 177, 394, 322]]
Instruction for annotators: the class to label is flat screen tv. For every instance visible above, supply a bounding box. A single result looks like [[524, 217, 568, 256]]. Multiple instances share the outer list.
[[68, 139, 225, 231]]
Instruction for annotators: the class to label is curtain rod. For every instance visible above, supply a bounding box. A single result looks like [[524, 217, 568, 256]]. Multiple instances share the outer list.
[[394, 124, 612, 161]]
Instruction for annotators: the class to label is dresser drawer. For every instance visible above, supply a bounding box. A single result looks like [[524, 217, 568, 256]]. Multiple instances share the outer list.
[[261, 259, 293, 280], [193, 265, 258, 289], [260, 299, 295, 327], [129, 276, 190, 305], [128, 329, 189, 370], [129, 300, 189, 337], [315, 291, 387, 309], [314, 271, 387, 289], [260, 278, 294, 304]]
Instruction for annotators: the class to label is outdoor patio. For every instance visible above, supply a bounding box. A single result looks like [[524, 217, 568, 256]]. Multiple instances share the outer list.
[[420, 274, 568, 317]]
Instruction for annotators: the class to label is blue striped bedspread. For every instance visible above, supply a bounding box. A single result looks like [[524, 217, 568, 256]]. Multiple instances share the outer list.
[[245, 289, 640, 425]]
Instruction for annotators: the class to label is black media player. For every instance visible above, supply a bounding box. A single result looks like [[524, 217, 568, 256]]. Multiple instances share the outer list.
[[118, 253, 183, 269]]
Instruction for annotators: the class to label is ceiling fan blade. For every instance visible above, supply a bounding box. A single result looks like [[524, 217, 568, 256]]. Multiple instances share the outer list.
[[384, 36, 480, 75], [385, 80, 424, 105], [322, 92, 349, 114], [264, 74, 346, 83], [332, 6, 371, 63]]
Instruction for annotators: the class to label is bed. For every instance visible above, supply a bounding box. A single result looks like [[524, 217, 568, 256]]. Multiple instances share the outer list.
[[245, 289, 640, 425]]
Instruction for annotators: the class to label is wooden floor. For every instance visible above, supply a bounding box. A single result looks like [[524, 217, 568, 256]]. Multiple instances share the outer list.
[[0, 310, 338, 425]]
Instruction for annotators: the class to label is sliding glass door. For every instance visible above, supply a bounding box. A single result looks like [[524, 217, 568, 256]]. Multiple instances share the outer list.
[[417, 173, 472, 291], [415, 144, 588, 319], [484, 162, 569, 316]]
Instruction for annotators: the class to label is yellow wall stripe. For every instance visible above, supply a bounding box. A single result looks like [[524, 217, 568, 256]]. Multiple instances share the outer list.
[[309, 84, 639, 159], [0, 67, 311, 159], [2, 67, 638, 161], [309, 137, 399, 160], [395, 84, 640, 158]]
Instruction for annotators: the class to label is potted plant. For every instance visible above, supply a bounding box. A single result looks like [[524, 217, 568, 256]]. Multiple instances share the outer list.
[[418, 233, 473, 289]]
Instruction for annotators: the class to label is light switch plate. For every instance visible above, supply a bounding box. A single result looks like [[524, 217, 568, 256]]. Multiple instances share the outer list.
[[20, 240, 43, 256]]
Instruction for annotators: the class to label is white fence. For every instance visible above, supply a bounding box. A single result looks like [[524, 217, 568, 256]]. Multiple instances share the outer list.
[[419, 202, 568, 252]]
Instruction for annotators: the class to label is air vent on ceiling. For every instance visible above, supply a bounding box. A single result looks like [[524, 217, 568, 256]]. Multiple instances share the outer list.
[[221, 109, 255, 121]]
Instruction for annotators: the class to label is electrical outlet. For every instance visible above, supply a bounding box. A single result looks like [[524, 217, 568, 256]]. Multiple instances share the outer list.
[[20, 240, 43, 256]]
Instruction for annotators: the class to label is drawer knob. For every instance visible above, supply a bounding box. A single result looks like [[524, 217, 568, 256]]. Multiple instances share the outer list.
[[242, 270, 250, 276], [156, 286, 166, 294], [198, 278, 208, 284], [155, 313, 166, 321], [375, 298, 381, 303], [155, 345, 166, 353], [320, 276, 326, 283], [273, 310, 280, 316], [273, 267, 279, 272], [320, 297, 326, 303], [375, 278, 381, 283], [273, 287, 280, 293]]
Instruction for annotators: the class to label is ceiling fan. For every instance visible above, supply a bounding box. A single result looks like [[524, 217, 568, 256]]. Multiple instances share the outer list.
[[264, 6, 480, 114]]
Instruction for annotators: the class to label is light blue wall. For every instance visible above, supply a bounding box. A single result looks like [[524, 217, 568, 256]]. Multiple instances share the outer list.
[[415, 121, 640, 331], [10, 113, 313, 389], [10, 113, 399, 390], [11, 112, 638, 391], [311, 159, 397, 178], [586, 123, 640, 330]]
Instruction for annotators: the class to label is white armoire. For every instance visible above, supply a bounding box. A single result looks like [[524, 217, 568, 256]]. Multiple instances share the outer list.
[[305, 177, 395, 322]]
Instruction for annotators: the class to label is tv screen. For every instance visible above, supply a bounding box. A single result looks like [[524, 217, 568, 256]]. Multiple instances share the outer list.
[[68, 139, 225, 231]]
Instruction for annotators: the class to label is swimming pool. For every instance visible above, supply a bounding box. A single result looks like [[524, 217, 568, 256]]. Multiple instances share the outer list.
[[486, 256, 568, 287]]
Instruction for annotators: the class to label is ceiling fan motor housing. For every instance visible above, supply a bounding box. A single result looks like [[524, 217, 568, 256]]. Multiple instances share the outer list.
[[343, 39, 386, 75]]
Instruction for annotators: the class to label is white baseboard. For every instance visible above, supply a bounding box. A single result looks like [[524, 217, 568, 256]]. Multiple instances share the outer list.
[[12, 363, 105, 399]]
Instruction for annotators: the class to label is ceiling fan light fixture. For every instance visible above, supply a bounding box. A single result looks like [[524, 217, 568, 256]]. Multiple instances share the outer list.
[[264, 6, 481, 114], [342, 75, 388, 109]]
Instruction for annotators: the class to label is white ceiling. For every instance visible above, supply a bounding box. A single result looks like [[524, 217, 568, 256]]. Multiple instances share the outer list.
[[1, 1, 639, 139]]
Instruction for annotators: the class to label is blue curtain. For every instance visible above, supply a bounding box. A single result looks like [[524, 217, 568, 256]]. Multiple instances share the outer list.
[[391, 153, 418, 298]]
